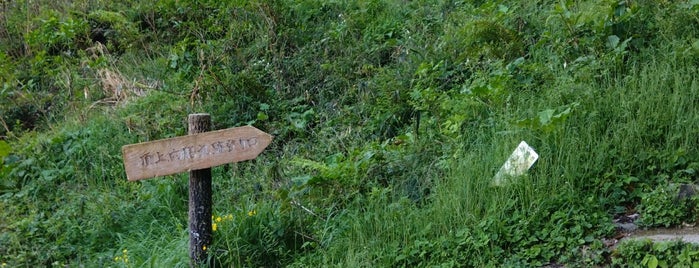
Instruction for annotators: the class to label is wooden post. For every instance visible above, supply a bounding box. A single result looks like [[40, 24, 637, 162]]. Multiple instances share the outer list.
[[188, 113, 212, 265], [122, 114, 273, 266]]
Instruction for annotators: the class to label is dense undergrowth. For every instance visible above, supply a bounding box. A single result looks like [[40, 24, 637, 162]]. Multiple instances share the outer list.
[[1, 0, 699, 266]]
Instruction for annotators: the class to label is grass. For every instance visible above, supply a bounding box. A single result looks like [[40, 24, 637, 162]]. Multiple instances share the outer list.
[[2, 0, 699, 266]]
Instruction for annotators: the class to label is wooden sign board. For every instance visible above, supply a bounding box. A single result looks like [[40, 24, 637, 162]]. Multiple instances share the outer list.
[[122, 126, 272, 181]]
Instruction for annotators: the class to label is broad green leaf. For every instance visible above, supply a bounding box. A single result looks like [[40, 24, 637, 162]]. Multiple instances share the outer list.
[[607, 35, 620, 49], [645, 255, 658, 268], [538, 109, 555, 126]]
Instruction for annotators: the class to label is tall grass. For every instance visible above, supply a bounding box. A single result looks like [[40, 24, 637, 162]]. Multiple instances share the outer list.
[[278, 43, 699, 266]]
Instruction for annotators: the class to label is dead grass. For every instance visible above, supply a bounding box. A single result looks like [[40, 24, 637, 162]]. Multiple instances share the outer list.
[[85, 42, 159, 107]]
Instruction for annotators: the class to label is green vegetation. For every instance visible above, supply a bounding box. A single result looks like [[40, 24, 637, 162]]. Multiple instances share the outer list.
[[1, 0, 699, 266], [638, 184, 699, 228], [612, 240, 699, 267]]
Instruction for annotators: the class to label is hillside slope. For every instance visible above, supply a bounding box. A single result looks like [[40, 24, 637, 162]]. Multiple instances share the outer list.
[[1, 0, 699, 266]]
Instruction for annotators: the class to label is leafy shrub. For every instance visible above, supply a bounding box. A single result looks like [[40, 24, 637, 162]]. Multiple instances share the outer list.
[[25, 11, 90, 55], [612, 240, 699, 267], [86, 10, 139, 53], [638, 184, 697, 228], [389, 193, 614, 267], [0, 114, 142, 265]]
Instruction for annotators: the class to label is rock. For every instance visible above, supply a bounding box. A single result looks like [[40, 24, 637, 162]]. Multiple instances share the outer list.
[[613, 213, 639, 233], [616, 222, 638, 232], [678, 184, 697, 200]]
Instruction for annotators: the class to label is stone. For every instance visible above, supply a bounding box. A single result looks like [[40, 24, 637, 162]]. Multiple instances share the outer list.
[[615, 222, 638, 233], [678, 184, 697, 200]]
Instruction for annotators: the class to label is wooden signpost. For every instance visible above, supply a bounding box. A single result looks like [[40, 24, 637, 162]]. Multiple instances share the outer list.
[[121, 113, 272, 265]]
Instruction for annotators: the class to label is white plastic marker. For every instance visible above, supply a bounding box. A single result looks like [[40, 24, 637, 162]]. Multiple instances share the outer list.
[[493, 141, 539, 186]]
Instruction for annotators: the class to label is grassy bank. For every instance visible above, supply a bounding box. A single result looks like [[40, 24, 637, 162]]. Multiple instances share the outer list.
[[2, 0, 699, 266]]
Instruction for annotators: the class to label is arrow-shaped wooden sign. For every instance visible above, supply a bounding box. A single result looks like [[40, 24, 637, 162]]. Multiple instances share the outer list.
[[122, 125, 272, 181], [122, 114, 273, 265]]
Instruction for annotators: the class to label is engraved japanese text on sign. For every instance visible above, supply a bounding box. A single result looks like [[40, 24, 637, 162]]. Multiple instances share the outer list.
[[122, 126, 272, 181]]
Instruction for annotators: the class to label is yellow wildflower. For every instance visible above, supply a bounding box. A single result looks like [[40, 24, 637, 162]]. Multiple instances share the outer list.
[[114, 248, 129, 263], [248, 210, 256, 217], [203, 245, 207, 251], [226, 214, 233, 220], [215, 216, 222, 223], [212, 223, 218, 231]]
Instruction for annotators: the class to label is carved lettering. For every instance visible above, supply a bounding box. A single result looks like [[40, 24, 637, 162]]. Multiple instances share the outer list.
[[211, 141, 225, 154], [182, 146, 194, 160], [240, 139, 249, 149], [224, 139, 236, 152], [123, 125, 272, 181], [169, 148, 183, 161], [192, 144, 209, 158], [248, 137, 258, 146], [140, 151, 169, 167], [155, 152, 166, 164], [140, 152, 154, 167], [136, 136, 265, 168]]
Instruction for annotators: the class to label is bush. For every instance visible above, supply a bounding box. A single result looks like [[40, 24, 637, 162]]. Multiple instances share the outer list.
[[612, 240, 699, 267], [25, 11, 90, 55], [638, 184, 698, 228]]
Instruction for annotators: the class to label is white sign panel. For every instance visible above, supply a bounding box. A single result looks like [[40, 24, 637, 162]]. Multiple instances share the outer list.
[[493, 141, 538, 186]]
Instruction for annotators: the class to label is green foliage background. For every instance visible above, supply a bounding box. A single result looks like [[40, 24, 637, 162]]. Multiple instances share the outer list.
[[1, 0, 699, 266]]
